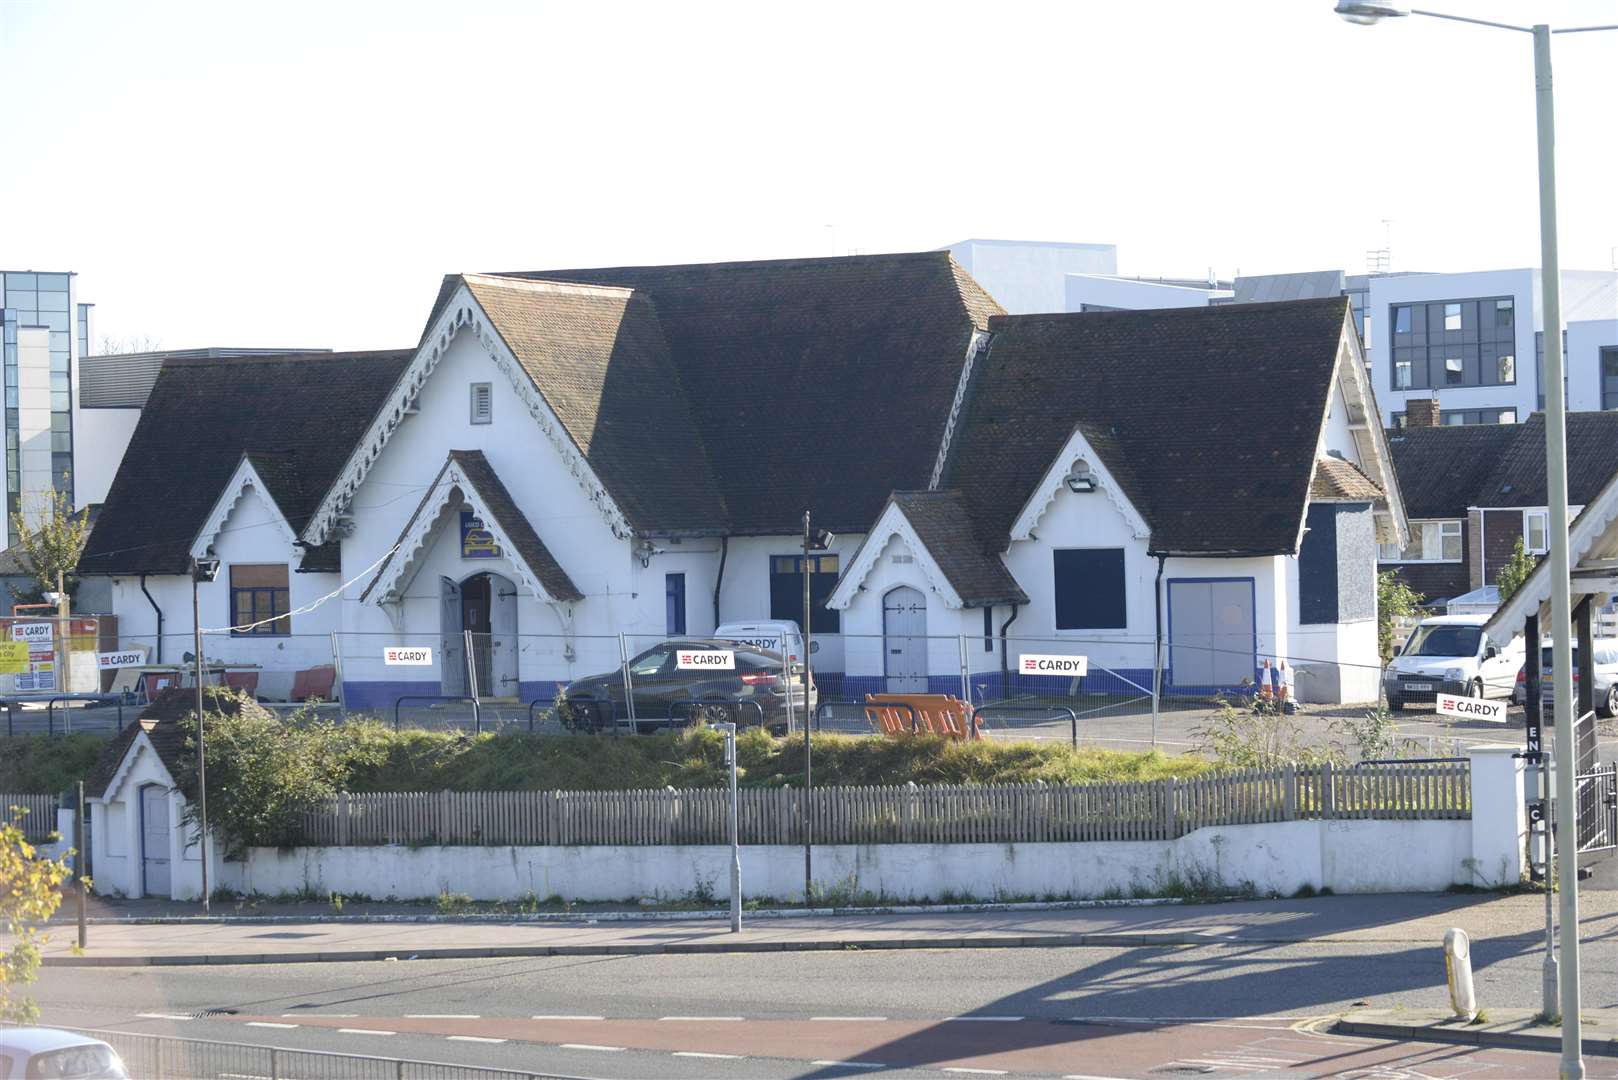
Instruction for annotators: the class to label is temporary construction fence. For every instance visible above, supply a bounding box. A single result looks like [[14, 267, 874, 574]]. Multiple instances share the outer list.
[[32, 1026, 556, 1080], [294, 759, 1470, 848], [1, 792, 59, 840]]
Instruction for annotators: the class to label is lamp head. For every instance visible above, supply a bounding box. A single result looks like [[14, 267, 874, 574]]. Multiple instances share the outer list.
[[1334, 1, 1410, 25], [191, 555, 221, 583]]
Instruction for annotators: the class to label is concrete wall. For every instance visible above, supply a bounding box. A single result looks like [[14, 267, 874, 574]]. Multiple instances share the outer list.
[[944, 240, 1117, 315], [1568, 318, 1618, 412], [219, 818, 1473, 903], [72, 407, 142, 509], [87, 734, 209, 901], [1064, 274, 1227, 312]]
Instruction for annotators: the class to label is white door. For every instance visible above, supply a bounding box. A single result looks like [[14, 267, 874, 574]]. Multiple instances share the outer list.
[[440, 577, 465, 698], [489, 573, 519, 698], [139, 784, 170, 898], [1169, 580, 1255, 689], [883, 587, 928, 693]]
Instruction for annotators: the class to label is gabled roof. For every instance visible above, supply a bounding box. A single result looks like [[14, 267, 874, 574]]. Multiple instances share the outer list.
[[80, 350, 412, 576], [942, 297, 1360, 556], [830, 491, 1028, 610], [428, 252, 1002, 534], [460, 275, 728, 535], [85, 688, 271, 800], [361, 450, 582, 604], [1310, 456, 1383, 503], [1383, 423, 1520, 519], [1476, 411, 1618, 508]]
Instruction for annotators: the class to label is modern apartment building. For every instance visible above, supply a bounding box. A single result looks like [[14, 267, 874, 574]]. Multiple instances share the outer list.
[[2, 270, 92, 545]]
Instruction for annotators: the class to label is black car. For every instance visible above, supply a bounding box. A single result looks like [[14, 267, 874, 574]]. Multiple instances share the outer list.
[[558, 638, 806, 733]]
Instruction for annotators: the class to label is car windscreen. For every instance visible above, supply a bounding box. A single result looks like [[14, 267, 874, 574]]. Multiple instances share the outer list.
[[1540, 646, 1582, 669], [26, 1045, 119, 1080], [1404, 625, 1481, 658]]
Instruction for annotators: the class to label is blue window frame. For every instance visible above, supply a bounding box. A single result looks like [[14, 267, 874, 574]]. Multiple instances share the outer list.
[[229, 564, 290, 636], [665, 572, 686, 635], [1053, 548, 1126, 630]]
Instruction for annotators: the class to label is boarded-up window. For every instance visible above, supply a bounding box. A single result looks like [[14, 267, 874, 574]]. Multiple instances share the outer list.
[[229, 564, 290, 636], [1054, 549, 1126, 630]]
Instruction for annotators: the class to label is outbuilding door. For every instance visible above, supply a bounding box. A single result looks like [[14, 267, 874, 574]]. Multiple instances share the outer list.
[[139, 784, 170, 898], [883, 586, 928, 693], [1168, 578, 1256, 690], [440, 577, 466, 698]]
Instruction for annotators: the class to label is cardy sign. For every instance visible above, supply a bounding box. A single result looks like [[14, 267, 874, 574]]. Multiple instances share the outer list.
[[384, 647, 434, 666], [97, 651, 146, 670], [1019, 653, 1089, 677], [677, 649, 735, 671], [1436, 693, 1506, 723]]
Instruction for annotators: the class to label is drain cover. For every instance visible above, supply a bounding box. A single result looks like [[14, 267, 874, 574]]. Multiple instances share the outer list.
[[1149, 1068, 1218, 1077], [191, 1008, 239, 1019]]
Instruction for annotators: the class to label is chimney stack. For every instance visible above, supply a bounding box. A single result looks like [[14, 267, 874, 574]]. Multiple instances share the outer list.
[[1406, 395, 1440, 430]]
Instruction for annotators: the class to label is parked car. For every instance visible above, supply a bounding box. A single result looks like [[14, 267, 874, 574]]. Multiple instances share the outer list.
[[557, 638, 811, 733], [713, 618, 817, 703], [1511, 637, 1618, 716], [1383, 614, 1523, 710], [0, 1029, 128, 1079]]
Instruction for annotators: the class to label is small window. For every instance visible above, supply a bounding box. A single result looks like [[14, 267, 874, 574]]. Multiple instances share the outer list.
[[229, 564, 291, 636], [1444, 357, 1463, 384], [470, 382, 492, 424], [1394, 361, 1412, 389], [1444, 303, 1462, 331], [1054, 548, 1126, 630], [1497, 354, 1515, 383], [983, 606, 994, 652], [1526, 510, 1549, 554], [1440, 520, 1462, 561], [769, 554, 841, 634], [1498, 409, 1517, 424], [1393, 306, 1411, 334], [1495, 298, 1514, 328], [665, 573, 686, 635]]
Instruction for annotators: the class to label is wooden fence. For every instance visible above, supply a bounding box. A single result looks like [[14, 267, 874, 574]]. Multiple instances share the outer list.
[[295, 760, 1470, 848], [2, 793, 61, 841]]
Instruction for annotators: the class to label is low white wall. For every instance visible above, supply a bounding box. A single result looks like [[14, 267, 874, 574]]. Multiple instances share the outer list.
[[220, 819, 1472, 903]]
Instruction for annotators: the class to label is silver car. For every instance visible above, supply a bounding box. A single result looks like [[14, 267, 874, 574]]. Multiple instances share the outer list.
[[0, 1029, 128, 1079], [1512, 637, 1618, 716]]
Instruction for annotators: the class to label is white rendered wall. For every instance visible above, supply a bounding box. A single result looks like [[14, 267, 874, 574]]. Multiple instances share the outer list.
[[71, 407, 142, 509], [220, 819, 1472, 903], [87, 735, 210, 901], [1064, 274, 1227, 312], [16, 327, 53, 528], [945, 239, 1117, 315]]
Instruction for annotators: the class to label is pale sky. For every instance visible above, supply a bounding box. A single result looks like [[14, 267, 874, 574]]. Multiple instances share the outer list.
[[2, 0, 1615, 352]]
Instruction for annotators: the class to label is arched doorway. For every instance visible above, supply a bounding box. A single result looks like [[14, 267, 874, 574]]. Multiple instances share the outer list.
[[441, 571, 519, 699], [883, 586, 928, 693]]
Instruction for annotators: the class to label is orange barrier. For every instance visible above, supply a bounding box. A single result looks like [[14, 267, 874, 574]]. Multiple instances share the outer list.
[[865, 693, 981, 740]]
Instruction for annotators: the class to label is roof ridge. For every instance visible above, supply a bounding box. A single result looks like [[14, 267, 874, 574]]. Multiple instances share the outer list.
[[161, 348, 410, 367], [498, 250, 951, 279], [988, 295, 1350, 325], [462, 273, 637, 300]]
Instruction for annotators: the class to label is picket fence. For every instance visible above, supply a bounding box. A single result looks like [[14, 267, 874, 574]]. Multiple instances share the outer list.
[[2, 793, 60, 840], [295, 760, 1470, 848]]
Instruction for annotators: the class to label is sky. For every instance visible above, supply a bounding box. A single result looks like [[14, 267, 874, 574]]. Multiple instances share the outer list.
[[1, 0, 1615, 352]]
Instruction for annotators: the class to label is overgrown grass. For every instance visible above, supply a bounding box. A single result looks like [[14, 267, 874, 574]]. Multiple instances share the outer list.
[[341, 723, 1214, 792], [0, 735, 111, 794]]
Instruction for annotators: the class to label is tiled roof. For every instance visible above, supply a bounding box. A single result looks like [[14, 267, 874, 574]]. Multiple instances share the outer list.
[[1477, 411, 1618, 508], [80, 350, 413, 576], [943, 297, 1354, 556], [461, 275, 727, 535], [360, 451, 583, 604], [1383, 423, 1520, 519], [890, 491, 1028, 607], [1310, 457, 1383, 502], [86, 688, 271, 799], [440, 252, 1002, 534]]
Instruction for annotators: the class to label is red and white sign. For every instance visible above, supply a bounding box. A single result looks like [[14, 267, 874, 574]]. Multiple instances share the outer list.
[[1019, 653, 1089, 676], [12, 622, 53, 644], [677, 649, 735, 670], [384, 646, 433, 666], [97, 651, 146, 670], [1436, 693, 1506, 723]]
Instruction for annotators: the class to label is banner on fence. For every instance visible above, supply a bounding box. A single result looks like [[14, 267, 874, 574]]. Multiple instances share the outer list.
[[385, 646, 433, 666], [1018, 653, 1089, 676], [97, 650, 146, 670], [0, 641, 27, 674], [677, 649, 734, 670], [1436, 693, 1506, 723]]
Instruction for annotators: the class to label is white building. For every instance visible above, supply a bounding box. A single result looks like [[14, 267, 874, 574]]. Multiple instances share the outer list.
[[81, 255, 1405, 710], [944, 239, 1116, 314]]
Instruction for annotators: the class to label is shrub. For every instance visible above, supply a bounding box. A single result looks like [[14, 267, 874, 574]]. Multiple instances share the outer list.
[[0, 735, 110, 794]]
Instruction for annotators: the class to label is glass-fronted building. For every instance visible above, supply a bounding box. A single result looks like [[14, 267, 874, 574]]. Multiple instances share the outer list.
[[1, 270, 91, 546]]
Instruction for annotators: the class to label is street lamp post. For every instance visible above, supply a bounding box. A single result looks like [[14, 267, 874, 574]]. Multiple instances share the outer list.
[[189, 555, 220, 914], [1335, 6, 1617, 1076], [800, 512, 834, 903]]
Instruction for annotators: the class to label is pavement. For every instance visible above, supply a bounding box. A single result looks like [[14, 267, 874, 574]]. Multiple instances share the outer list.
[[39, 887, 1618, 966], [1338, 1006, 1618, 1056]]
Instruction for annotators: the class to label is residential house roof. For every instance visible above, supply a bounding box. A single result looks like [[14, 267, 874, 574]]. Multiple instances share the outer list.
[[433, 252, 1003, 534], [79, 350, 413, 576], [941, 297, 1358, 555], [889, 491, 1029, 607], [1476, 411, 1618, 508], [1383, 423, 1520, 520], [1310, 456, 1383, 502]]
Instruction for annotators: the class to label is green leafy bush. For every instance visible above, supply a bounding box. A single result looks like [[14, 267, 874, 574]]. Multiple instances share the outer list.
[[0, 735, 110, 794]]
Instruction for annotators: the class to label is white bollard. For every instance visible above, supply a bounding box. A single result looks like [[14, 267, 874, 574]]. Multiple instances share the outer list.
[[1444, 927, 1477, 1022]]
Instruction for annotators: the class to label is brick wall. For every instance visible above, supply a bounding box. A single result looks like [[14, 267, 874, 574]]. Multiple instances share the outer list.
[[1482, 509, 1525, 588]]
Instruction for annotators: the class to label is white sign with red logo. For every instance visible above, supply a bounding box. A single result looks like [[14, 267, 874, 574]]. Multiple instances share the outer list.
[[97, 651, 147, 670], [12, 622, 53, 644], [1019, 653, 1089, 677], [677, 649, 735, 671], [1436, 693, 1506, 723], [384, 646, 433, 666]]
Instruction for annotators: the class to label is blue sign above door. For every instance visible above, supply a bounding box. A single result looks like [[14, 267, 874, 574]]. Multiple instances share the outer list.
[[461, 511, 501, 559]]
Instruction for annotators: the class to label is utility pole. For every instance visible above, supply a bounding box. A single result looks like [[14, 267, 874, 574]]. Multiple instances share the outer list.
[[801, 511, 813, 903], [189, 556, 219, 913]]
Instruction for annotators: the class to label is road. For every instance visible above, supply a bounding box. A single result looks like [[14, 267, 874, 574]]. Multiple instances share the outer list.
[[30, 939, 1618, 1078]]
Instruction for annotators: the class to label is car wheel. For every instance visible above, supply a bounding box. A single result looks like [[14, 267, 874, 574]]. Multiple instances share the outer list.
[[1605, 683, 1618, 719], [1469, 678, 1485, 701]]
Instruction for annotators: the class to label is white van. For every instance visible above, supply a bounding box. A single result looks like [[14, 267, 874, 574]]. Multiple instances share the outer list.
[[1383, 613, 1523, 710], [713, 619, 818, 714]]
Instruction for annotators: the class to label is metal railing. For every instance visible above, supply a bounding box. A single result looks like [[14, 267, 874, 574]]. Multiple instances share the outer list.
[[974, 704, 1080, 747], [394, 694, 481, 732]]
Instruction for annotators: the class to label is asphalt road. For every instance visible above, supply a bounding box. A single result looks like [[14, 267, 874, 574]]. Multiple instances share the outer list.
[[29, 940, 1618, 1078]]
